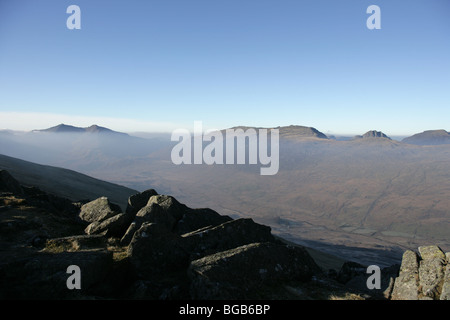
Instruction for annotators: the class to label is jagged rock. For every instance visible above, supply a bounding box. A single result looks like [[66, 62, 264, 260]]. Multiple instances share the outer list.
[[120, 194, 232, 245], [391, 246, 450, 300], [419, 245, 446, 261], [146, 195, 188, 221], [120, 222, 138, 246], [175, 208, 232, 235], [79, 197, 122, 223], [391, 250, 420, 300], [84, 213, 129, 237], [126, 189, 158, 217], [441, 253, 450, 300], [120, 201, 180, 246], [0, 170, 23, 195], [183, 218, 277, 260], [136, 203, 177, 230], [418, 245, 446, 299], [127, 222, 190, 280], [189, 242, 320, 299]]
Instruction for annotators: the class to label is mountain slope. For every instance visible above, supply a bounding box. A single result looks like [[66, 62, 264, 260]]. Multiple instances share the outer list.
[[402, 129, 450, 145], [0, 154, 138, 209]]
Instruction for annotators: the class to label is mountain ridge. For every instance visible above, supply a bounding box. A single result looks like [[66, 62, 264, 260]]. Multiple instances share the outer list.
[[34, 124, 129, 136], [402, 129, 450, 145]]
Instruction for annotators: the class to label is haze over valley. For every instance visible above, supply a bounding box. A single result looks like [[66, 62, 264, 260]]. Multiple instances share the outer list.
[[2, 124, 449, 267]]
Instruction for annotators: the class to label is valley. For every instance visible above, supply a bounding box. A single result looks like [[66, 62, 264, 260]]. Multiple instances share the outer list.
[[1, 125, 450, 267]]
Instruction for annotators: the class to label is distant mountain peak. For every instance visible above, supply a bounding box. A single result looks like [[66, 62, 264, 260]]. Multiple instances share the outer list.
[[35, 124, 128, 136], [402, 129, 450, 145], [37, 124, 85, 133], [224, 125, 328, 140], [355, 130, 391, 140]]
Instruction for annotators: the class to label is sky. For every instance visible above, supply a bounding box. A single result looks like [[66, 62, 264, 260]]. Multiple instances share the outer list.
[[0, 0, 449, 135]]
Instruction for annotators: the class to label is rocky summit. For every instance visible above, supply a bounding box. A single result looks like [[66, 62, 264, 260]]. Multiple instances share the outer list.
[[0, 169, 449, 300]]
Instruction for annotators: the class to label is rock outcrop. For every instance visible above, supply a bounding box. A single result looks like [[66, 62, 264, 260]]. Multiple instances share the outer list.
[[1, 169, 448, 300], [391, 245, 450, 300], [0, 171, 324, 299]]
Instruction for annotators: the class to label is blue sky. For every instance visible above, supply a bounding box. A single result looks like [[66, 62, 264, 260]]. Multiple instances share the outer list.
[[0, 0, 449, 135]]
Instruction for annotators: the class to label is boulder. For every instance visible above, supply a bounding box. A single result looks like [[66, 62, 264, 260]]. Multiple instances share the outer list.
[[135, 202, 178, 231], [175, 208, 232, 235], [146, 195, 188, 221], [441, 253, 450, 300], [79, 197, 122, 224], [127, 222, 190, 280], [418, 245, 446, 299], [391, 250, 420, 300], [84, 213, 130, 237], [183, 218, 277, 260], [391, 246, 450, 300], [120, 202, 179, 246], [126, 189, 158, 217], [189, 242, 320, 299]]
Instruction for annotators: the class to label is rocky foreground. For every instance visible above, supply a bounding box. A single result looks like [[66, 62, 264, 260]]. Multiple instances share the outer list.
[[0, 169, 449, 300]]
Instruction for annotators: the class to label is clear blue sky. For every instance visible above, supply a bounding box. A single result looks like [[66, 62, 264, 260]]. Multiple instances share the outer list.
[[0, 0, 449, 135]]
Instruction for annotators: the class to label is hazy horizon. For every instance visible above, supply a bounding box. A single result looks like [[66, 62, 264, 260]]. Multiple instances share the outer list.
[[1, 1, 449, 136], [0, 119, 447, 139]]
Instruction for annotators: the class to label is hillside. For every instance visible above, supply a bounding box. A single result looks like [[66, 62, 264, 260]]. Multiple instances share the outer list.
[[0, 154, 137, 210], [402, 129, 450, 145]]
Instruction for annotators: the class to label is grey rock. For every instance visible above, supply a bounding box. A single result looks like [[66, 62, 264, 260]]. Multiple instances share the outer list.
[[127, 222, 190, 280], [391, 250, 419, 300], [126, 189, 158, 217], [84, 213, 129, 237], [135, 202, 177, 231], [189, 242, 320, 299], [176, 207, 232, 235], [183, 218, 276, 260], [79, 197, 122, 223], [418, 245, 446, 261], [418, 246, 446, 299], [146, 195, 188, 221], [441, 258, 450, 300], [120, 221, 138, 246]]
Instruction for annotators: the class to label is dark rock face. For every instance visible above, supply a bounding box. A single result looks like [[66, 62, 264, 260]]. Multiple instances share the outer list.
[[183, 218, 276, 260], [391, 246, 450, 300], [189, 242, 320, 299], [84, 213, 130, 237], [126, 189, 158, 217], [127, 222, 190, 280], [120, 193, 232, 246], [176, 208, 232, 235]]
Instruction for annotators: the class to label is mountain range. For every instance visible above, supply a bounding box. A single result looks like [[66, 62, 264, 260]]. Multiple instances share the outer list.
[[1, 124, 450, 267]]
